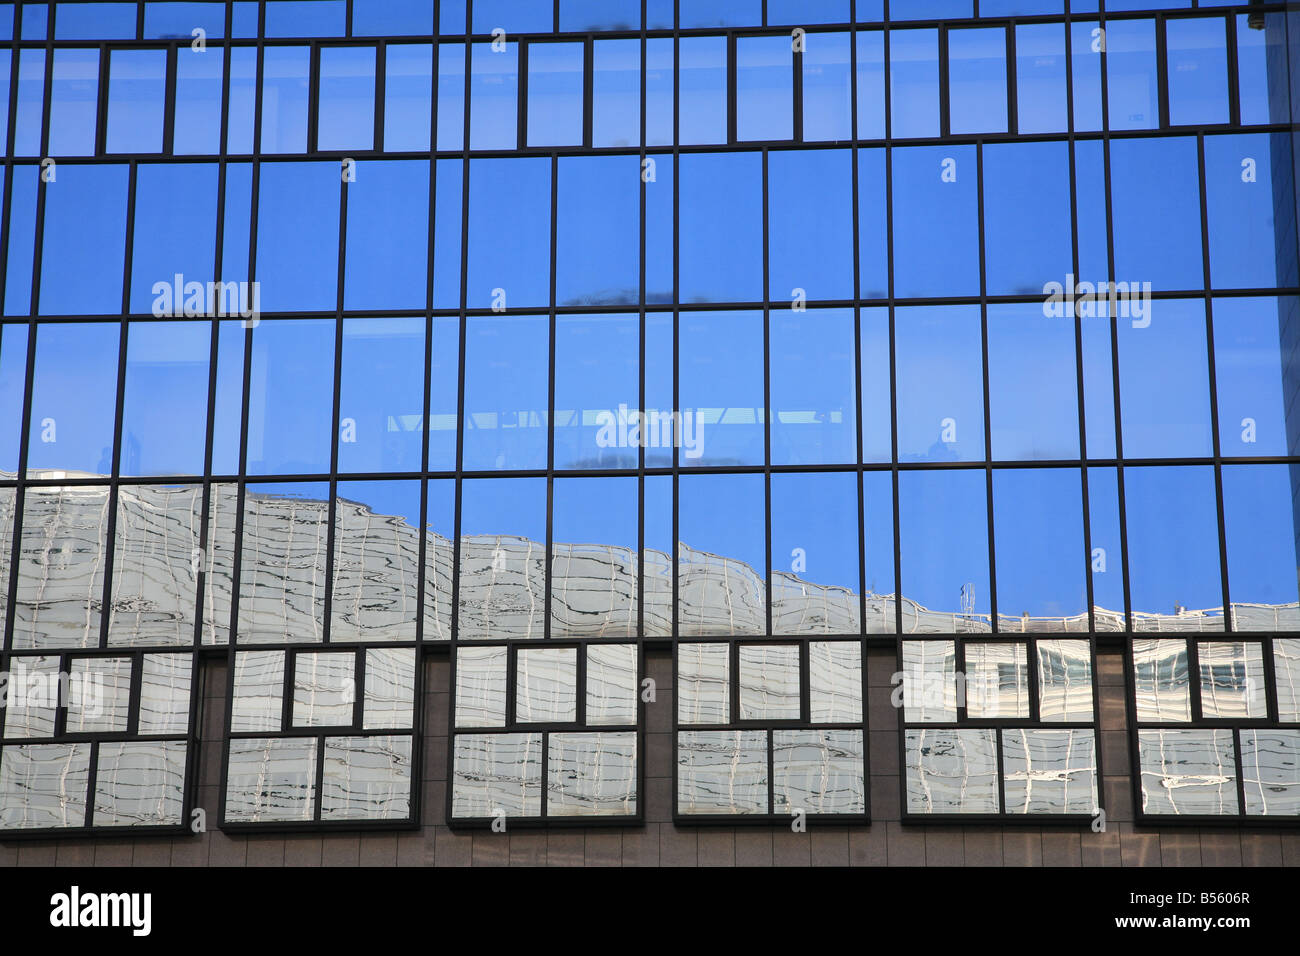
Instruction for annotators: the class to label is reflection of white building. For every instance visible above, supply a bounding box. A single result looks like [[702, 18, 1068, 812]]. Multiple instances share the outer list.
[[0, 476, 1296, 645]]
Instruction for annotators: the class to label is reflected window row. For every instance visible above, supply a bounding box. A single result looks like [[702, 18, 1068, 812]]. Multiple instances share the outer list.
[[1131, 637, 1300, 724], [0, 649, 195, 832], [6, 12, 1287, 159], [901, 637, 1100, 817]]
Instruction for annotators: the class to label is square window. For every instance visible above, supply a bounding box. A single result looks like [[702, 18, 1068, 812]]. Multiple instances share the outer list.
[[516, 648, 578, 723]]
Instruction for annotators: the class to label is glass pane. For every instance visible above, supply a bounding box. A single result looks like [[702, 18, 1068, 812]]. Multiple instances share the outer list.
[[803, 31, 851, 142], [237, 482, 329, 643], [902, 640, 957, 722], [679, 37, 727, 145], [384, 44, 432, 151], [1117, 300, 1212, 458], [773, 729, 865, 815], [27, 323, 120, 477], [1125, 467, 1223, 629], [293, 651, 356, 727], [93, 740, 188, 827], [892, 147, 980, 297], [106, 50, 167, 153], [592, 39, 640, 148], [556, 156, 639, 307], [337, 317, 425, 473], [677, 643, 730, 724], [905, 728, 999, 814], [320, 734, 412, 820], [553, 314, 638, 470], [455, 646, 508, 727], [1222, 465, 1300, 631], [679, 153, 763, 302], [1205, 133, 1297, 290], [994, 469, 1086, 631], [224, 737, 318, 822], [1037, 639, 1094, 722], [1002, 729, 1098, 814], [768, 151, 854, 303], [551, 477, 638, 639], [470, 41, 518, 150], [1109, 136, 1203, 292], [49, 49, 99, 156], [230, 650, 285, 733], [895, 305, 985, 462], [948, 27, 1007, 134], [462, 316, 549, 471], [331, 480, 421, 643], [1198, 642, 1267, 719], [982, 142, 1072, 297], [737, 35, 792, 141], [679, 474, 767, 636], [67, 657, 132, 733], [527, 42, 584, 147], [771, 472, 861, 635], [1166, 16, 1229, 127], [318, 46, 376, 151], [1107, 19, 1158, 130], [450, 732, 542, 818], [130, 163, 219, 314], [261, 47, 311, 152], [738, 644, 800, 720], [467, 158, 550, 309], [965, 642, 1030, 718], [586, 644, 638, 725], [108, 485, 202, 646], [1132, 639, 1192, 722], [255, 162, 340, 312], [679, 311, 765, 466], [457, 477, 547, 640], [1015, 23, 1067, 133], [987, 303, 1078, 460], [245, 319, 336, 475], [120, 322, 210, 477], [808, 641, 862, 723], [1138, 729, 1237, 815], [1242, 730, 1300, 816], [890, 29, 938, 138], [677, 730, 768, 815], [898, 469, 990, 632], [40, 165, 129, 315], [546, 732, 637, 817]]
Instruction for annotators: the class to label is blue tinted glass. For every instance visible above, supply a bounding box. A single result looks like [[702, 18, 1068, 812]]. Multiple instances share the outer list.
[[55, 2, 135, 39], [439, 0, 467, 34], [678, 473, 766, 636], [771, 472, 860, 635], [1213, 297, 1296, 458], [120, 321, 210, 477], [857, 149, 887, 298], [1237, 13, 1287, 126], [13, 50, 43, 156], [593, 39, 640, 148], [261, 47, 311, 153], [1205, 133, 1297, 290], [352, 0, 433, 35], [256, 162, 340, 313], [427, 317, 459, 472], [41, 164, 128, 315], [855, 31, 885, 139], [1015, 23, 1067, 134], [899, 469, 990, 631], [470, 42, 518, 150], [472, 0, 553, 33], [889, 29, 938, 138], [457, 477, 544, 639], [982, 141, 1072, 296], [0, 325, 28, 473], [4, 166, 37, 316], [27, 323, 121, 476], [1087, 467, 1123, 626], [768, 150, 853, 302], [107, 50, 167, 153], [860, 307, 890, 463], [1109, 137, 1203, 292], [1117, 299, 1212, 459], [338, 317, 424, 474], [437, 44, 465, 151], [144, 2, 227, 40], [1124, 466, 1223, 627], [682, 1, 761, 29], [226, 47, 257, 153], [246, 319, 335, 475], [769, 0, 847, 25], [948, 28, 1007, 135], [557, 155, 639, 307], [174, 47, 222, 154], [679, 152, 762, 303], [49, 50, 99, 156], [130, 163, 219, 314], [344, 160, 429, 311], [528, 42, 585, 147], [643, 473, 672, 634], [1222, 465, 1300, 626], [891, 1, 972, 20], [892, 145, 980, 298], [770, 309, 856, 466], [994, 468, 1086, 628], [432, 159, 463, 310], [645, 156, 673, 303], [264, 0, 346, 37], [1074, 140, 1110, 285], [646, 39, 673, 145], [467, 158, 550, 310], [211, 320, 244, 475], [862, 471, 894, 632], [231, 2, 258, 37], [643, 313, 672, 466], [1166, 16, 1229, 127], [987, 303, 1079, 461], [680, 37, 727, 145], [982, 0, 1063, 13], [737, 36, 792, 142], [221, 162, 253, 287], [1071, 21, 1102, 132], [560, 0, 640, 31], [553, 314, 639, 471], [895, 306, 984, 462], [679, 311, 765, 467], [1080, 311, 1116, 459], [318, 46, 376, 151], [20, 2, 46, 40], [1107, 19, 1157, 130], [462, 316, 549, 472], [384, 45, 432, 152]]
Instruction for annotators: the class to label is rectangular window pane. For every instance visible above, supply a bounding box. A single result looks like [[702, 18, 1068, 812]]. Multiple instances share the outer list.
[[527, 42, 585, 147]]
